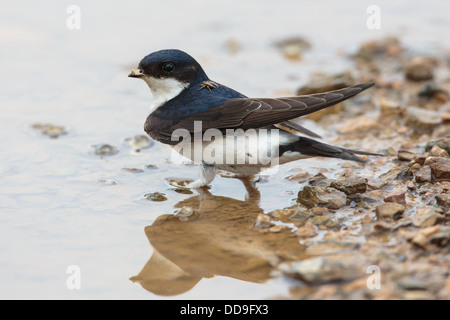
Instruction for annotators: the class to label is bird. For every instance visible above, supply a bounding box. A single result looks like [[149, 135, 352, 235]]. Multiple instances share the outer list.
[[129, 49, 381, 188]]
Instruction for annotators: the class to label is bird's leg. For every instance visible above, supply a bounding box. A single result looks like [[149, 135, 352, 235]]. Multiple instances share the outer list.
[[237, 176, 261, 204], [186, 162, 217, 188]]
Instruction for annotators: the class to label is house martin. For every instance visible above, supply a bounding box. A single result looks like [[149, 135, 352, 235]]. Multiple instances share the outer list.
[[129, 49, 380, 188]]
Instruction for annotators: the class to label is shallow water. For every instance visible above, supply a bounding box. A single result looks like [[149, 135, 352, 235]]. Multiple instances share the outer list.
[[1, 0, 449, 299]]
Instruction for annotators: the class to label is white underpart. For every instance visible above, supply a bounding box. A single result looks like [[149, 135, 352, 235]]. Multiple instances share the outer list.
[[142, 75, 189, 113], [172, 129, 310, 186]]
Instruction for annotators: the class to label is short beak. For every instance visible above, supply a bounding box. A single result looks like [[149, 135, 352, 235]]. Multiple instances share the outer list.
[[128, 69, 144, 78]]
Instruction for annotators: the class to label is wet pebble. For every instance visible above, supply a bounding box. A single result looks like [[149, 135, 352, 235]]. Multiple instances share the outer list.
[[297, 186, 347, 209], [124, 135, 153, 151], [412, 206, 445, 228], [144, 192, 167, 202], [424, 157, 450, 180], [429, 145, 449, 158], [330, 175, 368, 195], [285, 171, 311, 183], [275, 36, 311, 61], [91, 144, 119, 156], [281, 254, 367, 285], [384, 189, 406, 205], [376, 203, 405, 220], [415, 165, 432, 183], [435, 194, 450, 209], [97, 179, 117, 185], [121, 168, 145, 173], [411, 225, 442, 249], [405, 106, 441, 132], [404, 57, 436, 81], [425, 137, 450, 154], [398, 150, 415, 162], [30, 123, 67, 139]]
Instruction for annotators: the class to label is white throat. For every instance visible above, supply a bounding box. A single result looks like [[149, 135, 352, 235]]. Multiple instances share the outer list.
[[142, 76, 189, 113]]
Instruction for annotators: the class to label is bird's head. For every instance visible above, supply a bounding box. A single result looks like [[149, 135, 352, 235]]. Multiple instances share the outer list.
[[129, 49, 209, 104]]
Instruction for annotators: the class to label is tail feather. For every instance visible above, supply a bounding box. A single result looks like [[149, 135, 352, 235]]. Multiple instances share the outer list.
[[280, 136, 383, 163]]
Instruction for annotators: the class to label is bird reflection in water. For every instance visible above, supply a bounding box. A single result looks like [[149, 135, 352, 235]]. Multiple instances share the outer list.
[[130, 178, 308, 296]]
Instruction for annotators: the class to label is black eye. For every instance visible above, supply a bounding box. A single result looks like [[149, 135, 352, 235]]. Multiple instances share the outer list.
[[162, 62, 175, 73]]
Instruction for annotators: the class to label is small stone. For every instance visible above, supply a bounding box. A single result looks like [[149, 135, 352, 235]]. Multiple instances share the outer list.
[[309, 207, 329, 216], [31, 123, 67, 139], [97, 179, 117, 185], [425, 137, 450, 154], [124, 135, 153, 151], [409, 163, 422, 176], [405, 106, 441, 132], [384, 189, 406, 205], [297, 186, 347, 209], [281, 254, 366, 285], [224, 38, 242, 55], [379, 167, 404, 181], [376, 203, 405, 220], [417, 82, 449, 100], [379, 97, 402, 118], [412, 153, 429, 166], [121, 168, 145, 173], [295, 222, 316, 238], [367, 178, 389, 189], [398, 150, 415, 162], [354, 37, 402, 60], [429, 145, 449, 158], [144, 192, 167, 202], [405, 57, 436, 81], [330, 176, 368, 195], [435, 194, 450, 208], [92, 144, 119, 156], [285, 171, 311, 182], [275, 36, 311, 61], [411, 225, 441, 248], [412, 206, 445, 227], [415, 166, 432, 183], [424, 157, 450, 180]]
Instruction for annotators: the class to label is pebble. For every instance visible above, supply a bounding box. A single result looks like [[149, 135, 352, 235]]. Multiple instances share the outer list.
[[404, 57, 436, 81], [281, 254, 366, 285], [411, 225, 441, 249], [30, 123, 67, 139], [398, 150, 415, 162], [124, 135, 153, 151], [330, 175, 368, 195], [425, 137, 450, 154], [384, 189, 406, 205], [435, 194, 450, 209], [429, 145, 449, 158], [424, 157, 450, 180], [297, 186, 347, 209], [412, 206, 445, 227], [274, 36, 311, 61], [144, 192, 167, 202], [415, 165, 432, 183], [91, 144, 119, 156], [405, 106, 441, 132], [376, 203, 405, 220], [285, 171, 311, 183]]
